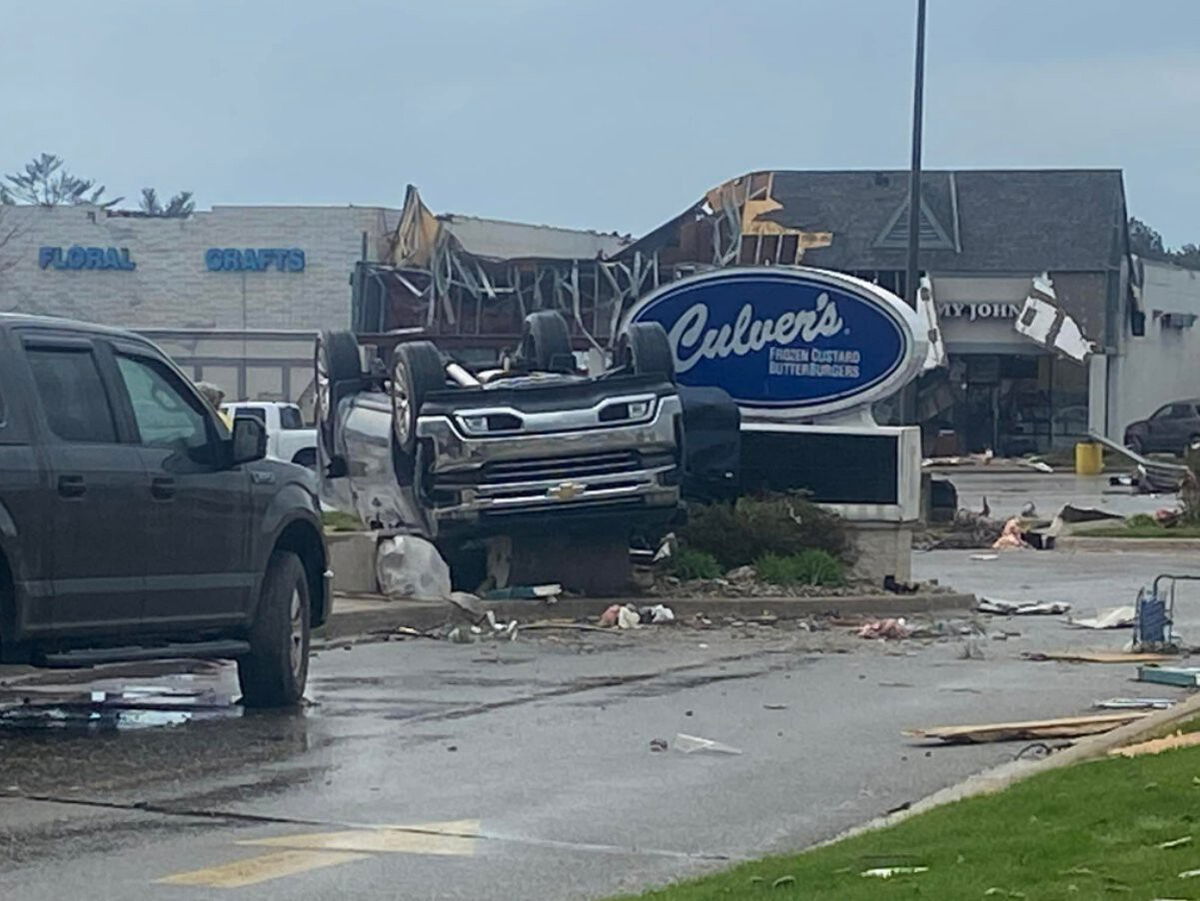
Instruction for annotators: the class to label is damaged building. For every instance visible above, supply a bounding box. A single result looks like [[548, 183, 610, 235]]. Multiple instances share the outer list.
[[357, 169, 1168, 454]]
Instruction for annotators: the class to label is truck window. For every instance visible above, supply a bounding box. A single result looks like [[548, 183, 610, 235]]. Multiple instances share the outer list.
[[235, 406, 267, 425], [115, 355, 210, 451], [26, 348, 118, 443], [279, 406, 305, 430]]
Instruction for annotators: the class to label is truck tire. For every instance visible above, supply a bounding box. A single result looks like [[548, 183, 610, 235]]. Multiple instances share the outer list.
[[519, 310, 573, 371], [617, 321, 675, 382], [238, 551, 310, 708], [390, 341, 445, 465], [316, 331, 363, 455]]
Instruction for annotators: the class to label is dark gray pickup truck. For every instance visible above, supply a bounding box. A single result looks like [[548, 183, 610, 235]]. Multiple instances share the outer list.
[[0, 314, 329, 706]]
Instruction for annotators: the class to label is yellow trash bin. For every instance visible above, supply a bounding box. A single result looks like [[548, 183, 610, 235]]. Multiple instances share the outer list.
[[1075, 441, 1103, 475]]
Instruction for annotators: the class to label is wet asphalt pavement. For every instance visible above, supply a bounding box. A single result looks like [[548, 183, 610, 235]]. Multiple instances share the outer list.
[[2, 569, 1193, 901]]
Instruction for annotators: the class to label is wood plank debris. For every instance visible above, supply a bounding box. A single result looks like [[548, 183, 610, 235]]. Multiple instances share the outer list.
[[1109, 730, 1200, 759], [905, 712, 1150, 744], [1024, 651, 1176, 664], [1093, 697, 1177, 710], [977, 598, 1071, 616]]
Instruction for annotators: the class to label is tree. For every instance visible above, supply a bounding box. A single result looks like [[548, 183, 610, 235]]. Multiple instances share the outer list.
[[3, 153, 122, 208], [1129, 216, 1167, 260], [139, 187, 195, 218]]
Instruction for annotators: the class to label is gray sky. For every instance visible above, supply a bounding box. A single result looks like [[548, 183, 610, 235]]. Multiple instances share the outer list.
[[2, 0, 1196, 244]]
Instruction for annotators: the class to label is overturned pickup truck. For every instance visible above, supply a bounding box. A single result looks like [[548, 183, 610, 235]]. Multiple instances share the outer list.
[[316, 312, 734, 587]]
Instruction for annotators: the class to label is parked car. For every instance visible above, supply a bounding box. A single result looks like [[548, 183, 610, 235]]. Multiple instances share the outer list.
[[0, 314, 330, 706], [316, 311, 687, 551], [1123, 399, 1200, 455], [223, 401, 318, 468]]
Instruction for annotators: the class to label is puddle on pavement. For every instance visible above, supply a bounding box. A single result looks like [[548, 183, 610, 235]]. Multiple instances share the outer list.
[[0, 686, 241, 733]]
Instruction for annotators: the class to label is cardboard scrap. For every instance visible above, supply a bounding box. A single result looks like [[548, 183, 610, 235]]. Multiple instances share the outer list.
[[905, 712, 1149, 744], [1109, 730, 1200, 759]]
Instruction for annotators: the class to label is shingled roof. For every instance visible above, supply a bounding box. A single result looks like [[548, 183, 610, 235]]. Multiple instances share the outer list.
[[720, 169, 1128, 273]]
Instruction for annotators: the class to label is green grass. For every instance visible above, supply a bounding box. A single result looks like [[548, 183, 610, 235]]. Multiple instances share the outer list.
[[670, 547, 723, 581], [321, 510, 365, 532], [613, 746, 1200, 900], [754, 550, 844, 587]]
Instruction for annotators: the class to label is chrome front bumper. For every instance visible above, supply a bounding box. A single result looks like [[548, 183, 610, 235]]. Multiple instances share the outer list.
[[417, 395, 682, 522]]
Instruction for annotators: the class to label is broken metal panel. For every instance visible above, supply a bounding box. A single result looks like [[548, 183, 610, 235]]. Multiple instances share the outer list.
[[1013, 272, 1098, 363], [918, 275, 946, 370]]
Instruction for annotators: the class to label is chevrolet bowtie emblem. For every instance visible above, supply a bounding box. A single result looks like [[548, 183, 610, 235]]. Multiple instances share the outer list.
[[547, 481, 585, 501]]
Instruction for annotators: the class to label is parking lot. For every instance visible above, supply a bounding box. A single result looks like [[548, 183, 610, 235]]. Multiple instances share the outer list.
[[4, 474, 1197, 901]]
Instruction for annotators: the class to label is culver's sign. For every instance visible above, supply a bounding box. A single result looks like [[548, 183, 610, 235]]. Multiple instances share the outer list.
[[627, 267, 926, 419]]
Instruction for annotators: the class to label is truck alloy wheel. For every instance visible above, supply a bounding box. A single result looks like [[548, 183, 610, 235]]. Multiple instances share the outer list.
[[315, 331, 363, 456], [388, 341, 445, 468]]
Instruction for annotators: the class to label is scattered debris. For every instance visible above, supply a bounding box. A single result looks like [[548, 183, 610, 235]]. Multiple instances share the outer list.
[[598, 605, 622, 627], [1112, 731, 1200, 758], [674, 733, 742, 755], [376, 534, 452, 600], [1159, 836, 1193, 850], [520, 621, 621, 635], [1057, 504, 1127, 527], [725, 565, 756, 583], [763, 704, 788, 711], [1180, 867, 1200, 879], [645, 604, 676, 624], [1093, 698, 1176, 710], [771, 876, 796, 889], [617, 606, 642, 630], [482, 584, 561, 600], [1020, 501, 1037, 517], [971, 553, 1000, 561], [1138, 665, 1200, 688], [1024, 651, 1175, 664], [1022, 460, 1055, 474], [861, 867, 929, 878], [1069, 606, 1136, 629], [1091, 431, 1190, 495], [649, 738, 669, 752], [857, 618, 913, 640], [993, 517, 1030, 550], [1013, 272, 1097, 362], [977, 598, 1070, 616], [904, 712, 1149, 744]]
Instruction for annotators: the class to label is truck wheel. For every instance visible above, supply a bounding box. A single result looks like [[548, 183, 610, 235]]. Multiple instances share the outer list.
[[316, 331, 363, 455], [238, 551, 310, 708], [519, 311, 573, 371], [391, 341, 445, 464], [617, 321, 675, 382]]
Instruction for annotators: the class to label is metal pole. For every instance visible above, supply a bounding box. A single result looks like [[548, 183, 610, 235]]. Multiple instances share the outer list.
[[905, 0, 927, 308], [900, 0, 927, 426]]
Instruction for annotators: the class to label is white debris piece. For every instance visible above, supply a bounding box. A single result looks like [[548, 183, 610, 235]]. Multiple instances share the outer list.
[[1013, 272, 1098, 362], [919, 275, 947, 371], [375, 534, 452, 600]]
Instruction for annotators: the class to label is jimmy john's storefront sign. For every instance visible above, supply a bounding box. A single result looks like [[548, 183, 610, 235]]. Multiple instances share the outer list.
[[937, 301, 1020, 321], [625, 266, 927, 420]]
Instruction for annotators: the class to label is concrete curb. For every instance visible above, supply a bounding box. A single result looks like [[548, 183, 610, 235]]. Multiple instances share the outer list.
[[315, 591, 977, 642], [822, 688, 1200, 848], [1057, 536, 1200, 552]]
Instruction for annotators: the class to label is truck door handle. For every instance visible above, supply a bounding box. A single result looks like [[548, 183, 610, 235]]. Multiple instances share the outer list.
[[150, 477, 176, 500], [57, 475, 86, 498]]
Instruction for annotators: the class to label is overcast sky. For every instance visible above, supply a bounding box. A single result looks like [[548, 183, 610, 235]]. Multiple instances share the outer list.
[[2, 0, 1196, 244]]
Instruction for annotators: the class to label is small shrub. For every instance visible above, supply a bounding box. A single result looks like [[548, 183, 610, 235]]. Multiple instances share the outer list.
[[680, 493, 849, 569], [754, 550, 845, 587], [670, 547, 722, 581], [1126, 513, 1158, 529]]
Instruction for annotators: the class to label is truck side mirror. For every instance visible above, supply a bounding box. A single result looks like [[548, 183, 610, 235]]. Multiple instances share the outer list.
[[231, 417, 267, 465]]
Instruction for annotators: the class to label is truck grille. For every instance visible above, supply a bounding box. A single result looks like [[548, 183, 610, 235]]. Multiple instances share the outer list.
[[482, 451, 640, 483]]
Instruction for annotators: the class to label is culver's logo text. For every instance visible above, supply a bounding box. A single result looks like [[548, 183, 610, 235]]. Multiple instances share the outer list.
[[668, 293, 844, 374]]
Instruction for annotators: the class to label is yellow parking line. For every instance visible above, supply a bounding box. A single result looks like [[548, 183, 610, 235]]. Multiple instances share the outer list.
[[240, 819, 481, 857], [157, 849, 369, 888]]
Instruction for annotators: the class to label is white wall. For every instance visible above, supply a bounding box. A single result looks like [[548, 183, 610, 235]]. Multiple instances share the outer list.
[[1109, 259, 1200, 437], [0, 203, 400, 331]]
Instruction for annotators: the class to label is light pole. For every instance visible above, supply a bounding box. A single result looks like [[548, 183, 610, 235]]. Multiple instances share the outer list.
[[901, 0, 927, 426], [905, 0, 927, 309]]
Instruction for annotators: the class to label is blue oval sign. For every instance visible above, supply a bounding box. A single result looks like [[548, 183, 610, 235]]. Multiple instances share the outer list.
[[627, 267, 922, 418]]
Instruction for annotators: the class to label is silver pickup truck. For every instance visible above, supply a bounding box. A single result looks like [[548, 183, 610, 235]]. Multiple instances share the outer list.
[[315, 312, 685, 563]]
